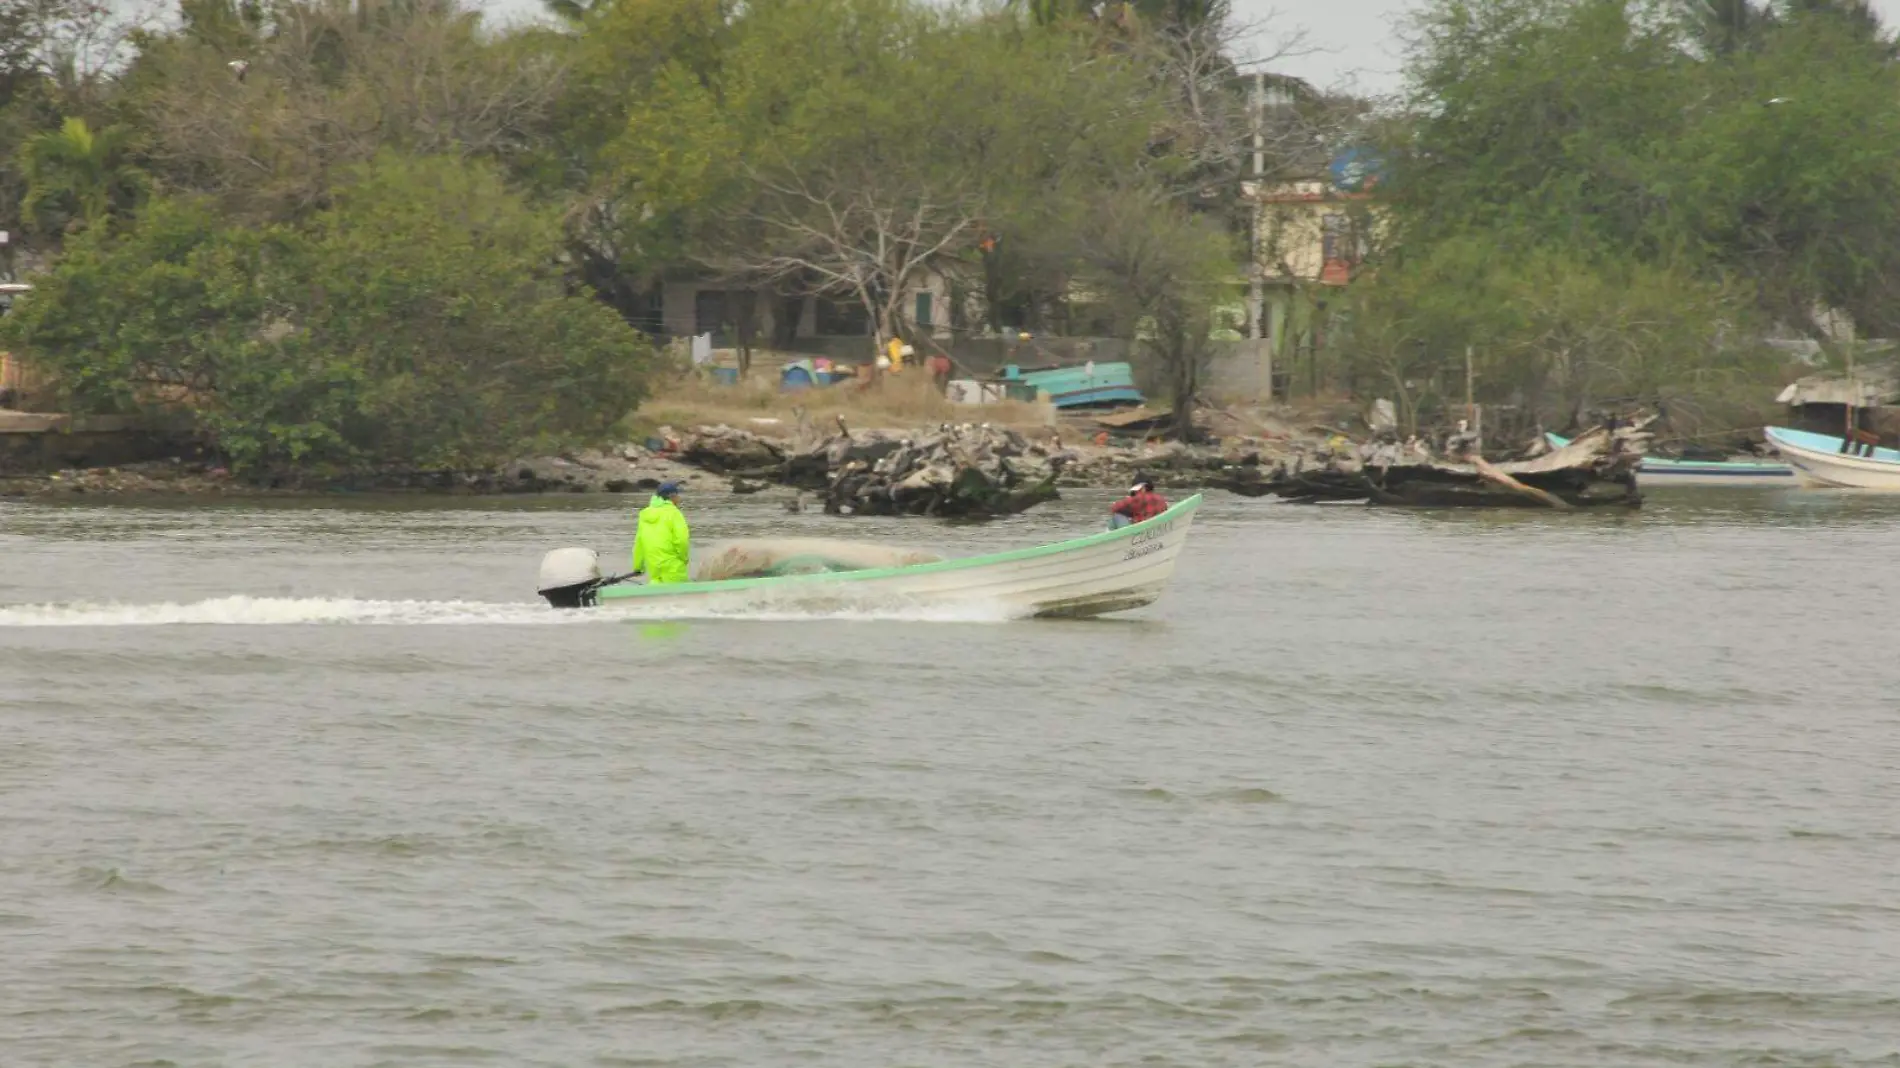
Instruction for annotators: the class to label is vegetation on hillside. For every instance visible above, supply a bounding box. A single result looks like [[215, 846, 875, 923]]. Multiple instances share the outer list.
[[4, 0, 1898, 464], [4, 0, 1283, 461], [4, 155, 649, 472], [1352, 0, 1900, 436]]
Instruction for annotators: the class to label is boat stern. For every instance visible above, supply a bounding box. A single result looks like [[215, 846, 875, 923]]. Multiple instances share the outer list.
[[538, 547, 604, 608]]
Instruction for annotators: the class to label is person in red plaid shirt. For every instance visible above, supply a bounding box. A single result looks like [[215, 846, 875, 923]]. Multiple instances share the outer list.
[[1108, 478, 1169, 529]]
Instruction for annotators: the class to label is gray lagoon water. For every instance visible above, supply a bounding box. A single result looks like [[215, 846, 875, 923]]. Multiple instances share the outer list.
[[3, 489, 1897, 1067]]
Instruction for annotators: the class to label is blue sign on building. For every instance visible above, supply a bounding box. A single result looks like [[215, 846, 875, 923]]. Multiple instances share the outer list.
[[1329, 147, 1387, 193]]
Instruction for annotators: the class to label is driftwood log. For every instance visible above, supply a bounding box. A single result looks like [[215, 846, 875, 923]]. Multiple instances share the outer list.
[[1215, 421, 1651, 509]]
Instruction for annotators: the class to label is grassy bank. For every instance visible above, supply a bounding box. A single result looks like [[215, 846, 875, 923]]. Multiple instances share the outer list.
[[627, 369, 1053, 440]]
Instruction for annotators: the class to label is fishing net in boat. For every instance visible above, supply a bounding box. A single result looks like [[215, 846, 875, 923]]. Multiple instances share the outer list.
[[691, 539, 945, 581]]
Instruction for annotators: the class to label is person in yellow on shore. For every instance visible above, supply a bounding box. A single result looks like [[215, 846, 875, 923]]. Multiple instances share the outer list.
[[886, 335, 906, 373], [630, 481, 691, 584]]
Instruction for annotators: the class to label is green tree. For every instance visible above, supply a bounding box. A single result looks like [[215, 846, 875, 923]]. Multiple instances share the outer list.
[[123, 0, 565, 223], [2, 154, 652, 473], [1343, 237, 1774, 436], [1364, 0, 1900, 436], [528, 0, 736, 323], [1394, 0, 1900, 341], [600, 0, 1160, 348], [1669, 16, 1900, 335], [1074, 185, 1238, 439]]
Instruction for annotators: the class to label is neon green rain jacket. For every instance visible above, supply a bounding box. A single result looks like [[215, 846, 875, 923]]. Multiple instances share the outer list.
[[631, 495, 691, 584]]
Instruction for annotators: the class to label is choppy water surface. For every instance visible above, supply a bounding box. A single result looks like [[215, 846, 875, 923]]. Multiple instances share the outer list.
[[4, 488, 1899, 1067]]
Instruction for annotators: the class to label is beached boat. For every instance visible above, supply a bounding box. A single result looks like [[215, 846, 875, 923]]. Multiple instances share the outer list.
[[1762, 427, 1900, 489], [535, 495, 1202, 618], [1545, 432, 1794, 486], [1010, 361, 1143, 409]]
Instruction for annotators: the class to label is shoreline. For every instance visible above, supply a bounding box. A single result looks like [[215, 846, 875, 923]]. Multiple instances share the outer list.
[[0, 425, 1271, 502]]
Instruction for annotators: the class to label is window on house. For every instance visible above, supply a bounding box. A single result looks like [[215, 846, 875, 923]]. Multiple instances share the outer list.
[[815, 298, 870, 336], [1321, 214, 1351, 263], [915, 291, 933, 328], [693, 289, 729, 335]]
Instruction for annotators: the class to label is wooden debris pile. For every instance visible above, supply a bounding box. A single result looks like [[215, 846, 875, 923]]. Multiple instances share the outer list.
[[671, 419, 1070, 518], [1215, 419, 1653, 509]]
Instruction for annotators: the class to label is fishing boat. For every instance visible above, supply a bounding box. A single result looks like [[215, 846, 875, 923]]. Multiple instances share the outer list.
[[1762, 427, 1900, 489], [1544, 432, 1794, 486], [535, 495, 1202, 617]]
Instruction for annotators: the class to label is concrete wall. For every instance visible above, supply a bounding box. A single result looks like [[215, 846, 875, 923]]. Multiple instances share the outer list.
[[1203, 339, 1274, 402], [659, 281, 700, 337], [0, 415, 202, 473]]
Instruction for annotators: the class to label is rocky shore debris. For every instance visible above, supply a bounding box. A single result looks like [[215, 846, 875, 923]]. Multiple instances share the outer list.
[[505, 447, 707, 495], [1212, 419, 1654, 508], [0, 458, 236, 497], [671, 420, 1069, 517], [10, 399, 1634, 512]]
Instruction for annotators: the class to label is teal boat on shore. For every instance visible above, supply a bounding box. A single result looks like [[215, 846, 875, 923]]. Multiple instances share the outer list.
[[1005, 361, 1143, 409]]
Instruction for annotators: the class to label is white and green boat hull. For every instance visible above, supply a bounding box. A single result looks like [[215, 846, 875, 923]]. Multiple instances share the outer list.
[[543, 495, 1202, 619]]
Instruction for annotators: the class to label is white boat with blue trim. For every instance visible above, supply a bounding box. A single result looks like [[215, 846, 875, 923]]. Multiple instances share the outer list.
[[1545, 433, 1794, 486], [1762, 427, 1900, 489], [536, 495, 1202, 618]]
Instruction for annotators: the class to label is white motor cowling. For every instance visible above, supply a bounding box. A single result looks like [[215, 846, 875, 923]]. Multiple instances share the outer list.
[[538, 547, 602, 608]]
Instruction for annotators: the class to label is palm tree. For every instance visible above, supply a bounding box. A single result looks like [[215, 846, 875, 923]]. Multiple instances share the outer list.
[[21, 117, 145, 234]]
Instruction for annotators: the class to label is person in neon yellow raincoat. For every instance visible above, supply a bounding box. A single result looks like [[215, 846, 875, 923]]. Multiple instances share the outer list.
[[630, 482, 691, 583]]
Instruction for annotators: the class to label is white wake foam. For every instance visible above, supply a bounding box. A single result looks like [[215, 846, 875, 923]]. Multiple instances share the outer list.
[[0, 593, 1023, 627], [0, 596, 562, 627]]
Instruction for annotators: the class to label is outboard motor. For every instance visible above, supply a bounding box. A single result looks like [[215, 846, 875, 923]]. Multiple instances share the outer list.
[[538, 547, 604, 608]]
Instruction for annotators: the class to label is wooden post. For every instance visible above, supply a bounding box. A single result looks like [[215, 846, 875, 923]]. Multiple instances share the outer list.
[[1465, 346, 1480, 453], [1845, 342, 1857, 439]]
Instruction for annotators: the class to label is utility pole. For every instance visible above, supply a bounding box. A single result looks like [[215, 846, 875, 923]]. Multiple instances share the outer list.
[[1844, 340, 1857, 439], [1246, 72, 1267, 398], [1465, 345, 1482, 454]]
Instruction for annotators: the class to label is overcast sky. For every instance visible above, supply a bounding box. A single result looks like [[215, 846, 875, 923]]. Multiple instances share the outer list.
[[1230, 0, 1412, 94], [473, 0, 1900, 99], [1236, 0, 1900, 94]]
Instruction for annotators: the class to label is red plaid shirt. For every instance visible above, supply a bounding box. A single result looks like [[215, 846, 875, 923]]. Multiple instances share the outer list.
[[1110, 489, 1170, 523]]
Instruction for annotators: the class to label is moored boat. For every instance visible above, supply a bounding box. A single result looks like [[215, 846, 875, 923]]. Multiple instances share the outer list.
[[1762, 427, 1900, 489], [536, 495, 1202, 618], [1545, 432, 1794, 486]]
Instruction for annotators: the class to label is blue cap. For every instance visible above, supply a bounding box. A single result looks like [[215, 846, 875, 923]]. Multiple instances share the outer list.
[[657, 481, 682, 498]]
